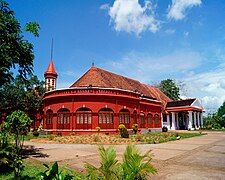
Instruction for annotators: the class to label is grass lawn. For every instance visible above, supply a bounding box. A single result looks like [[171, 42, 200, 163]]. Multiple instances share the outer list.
[[0, 158, 80, 180], [0, 158, 45, 180], [199, 128, 225, 132], [28, 132, 204, 145]]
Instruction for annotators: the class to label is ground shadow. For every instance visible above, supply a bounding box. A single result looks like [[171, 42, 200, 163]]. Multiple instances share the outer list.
[[22, 145, 49, 159]]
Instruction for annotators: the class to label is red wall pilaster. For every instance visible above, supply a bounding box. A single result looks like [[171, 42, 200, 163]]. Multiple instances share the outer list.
[[92, 113, 98, 129], [53, 115, 57, 130]]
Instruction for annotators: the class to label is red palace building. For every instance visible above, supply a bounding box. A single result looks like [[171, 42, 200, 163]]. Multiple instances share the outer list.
[[42, 60, 204, 135]]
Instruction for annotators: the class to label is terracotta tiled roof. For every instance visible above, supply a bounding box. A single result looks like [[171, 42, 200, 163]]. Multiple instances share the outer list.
[[44, 60, 58, 77], [166, 98, 196, 108], [70, 66, 171, 106]]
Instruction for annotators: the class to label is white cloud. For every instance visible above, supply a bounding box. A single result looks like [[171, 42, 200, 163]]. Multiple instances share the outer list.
[[103, 0, 160, 35], [181, 68, 225, 114], [167, 0, 202, 20], [100, 3, 110, 10], [101, 50, 225, 114], [165, 28, 176, 35], [101, 50, 203, 84]]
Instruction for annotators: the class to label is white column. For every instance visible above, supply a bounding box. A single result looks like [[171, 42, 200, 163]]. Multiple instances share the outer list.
[[167, 114, 170, 129], [171, 112, 176, 130], [176, 113, 179, 130], [197, 112, 200, 129], [200, 112, 203, 128], [188, 111, 193, 130], [193, 111, 197, 129]]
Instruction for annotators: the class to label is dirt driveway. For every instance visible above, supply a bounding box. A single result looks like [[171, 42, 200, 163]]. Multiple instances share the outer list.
[[24, 132, 225, 179]]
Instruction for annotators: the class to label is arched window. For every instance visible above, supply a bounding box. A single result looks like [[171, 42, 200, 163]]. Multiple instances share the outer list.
[[46, 109, 53, 129], [147, 113, 153, 128], [57, 108, 70, 129], [98, 108, 114, 129], [154, 114, 161, 128], [76, 108, 92, 129], [140, 112, 145, 128], [119, 109, 130, 128]]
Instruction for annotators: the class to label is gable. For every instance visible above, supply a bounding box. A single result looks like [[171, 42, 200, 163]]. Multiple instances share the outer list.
[[191, 99, 203, 109]]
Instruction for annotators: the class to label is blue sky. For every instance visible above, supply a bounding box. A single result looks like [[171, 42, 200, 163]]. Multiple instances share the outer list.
[[8, 0, 225, 113]]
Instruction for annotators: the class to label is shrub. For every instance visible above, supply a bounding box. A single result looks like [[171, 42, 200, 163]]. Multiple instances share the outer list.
[[39, 162, 74, 180], [96, 126, 101, 134], [162, 126, 168, 132], [132, 124, 138, 134], [57, 132, 62, 137], [33, 130, 39, 137], [213, 123, 221, 129], [118, 124, 126, 130], [85, 145, 156, 179], [118, 124, 129, 138], [48, 134, 55, 141]]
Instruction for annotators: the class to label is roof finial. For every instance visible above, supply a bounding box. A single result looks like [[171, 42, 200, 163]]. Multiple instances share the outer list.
[[51, 38, 54, 60], [92, 61, 94, 67]]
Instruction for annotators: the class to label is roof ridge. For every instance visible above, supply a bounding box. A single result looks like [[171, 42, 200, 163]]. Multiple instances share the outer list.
[[95, 67, 142, 84]]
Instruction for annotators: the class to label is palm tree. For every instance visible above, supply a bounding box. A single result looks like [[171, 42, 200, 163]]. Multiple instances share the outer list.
[[122, 145, 157, 180], [85, 146, 121, 180]]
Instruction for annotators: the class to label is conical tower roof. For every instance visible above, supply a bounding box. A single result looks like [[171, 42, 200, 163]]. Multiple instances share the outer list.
[[44, 59, 58, 77]]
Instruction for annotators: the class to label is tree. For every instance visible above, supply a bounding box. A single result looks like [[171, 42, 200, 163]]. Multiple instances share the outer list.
[[0, 0, 40, 87], [217, 101, 225, 118], [3, 110, 33, 178], [157, 79, 180, 100], [0, 75, 45, 117]]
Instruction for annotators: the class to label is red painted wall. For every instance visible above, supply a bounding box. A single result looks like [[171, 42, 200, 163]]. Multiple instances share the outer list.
[[42, 88, 162, 134]]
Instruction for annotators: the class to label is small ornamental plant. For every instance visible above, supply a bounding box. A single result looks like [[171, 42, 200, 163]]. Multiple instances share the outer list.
[[33, 129, 39, 137], [162, 126, 168, 132], [132, 124, 138, 134], [96, 126, 101, 135], [118, 124, 129, 138]]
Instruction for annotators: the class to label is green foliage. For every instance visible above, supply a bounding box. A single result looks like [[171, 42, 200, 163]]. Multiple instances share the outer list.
[[213, 123, 221, 129], [48, 134, 55, 141], [85, 145, 156, 180], [118, 124, 129, 138], [132, 124, 138, 134], [204, 113, 225, 129], [0, 75, 45, 117], [162, 126, 168, 132], [39, 162, 74, 180], [3, 110, 32, 178], [0, 0, 39, 86], [57, 132, 62, 137], [85, 146, 121, 180], [25, 22, 40, 37], [217, 101, 225, 118], [0, 128, 14, 172], [96, 126, 101, 134], [33, 129, 39, 137], [118, 124, 125, 130], [157, 79, 180, 100], [122, 145, 157, 179]]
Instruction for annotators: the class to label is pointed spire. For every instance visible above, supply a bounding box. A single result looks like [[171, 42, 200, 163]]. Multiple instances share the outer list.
[[44, 59, 58, 77]]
